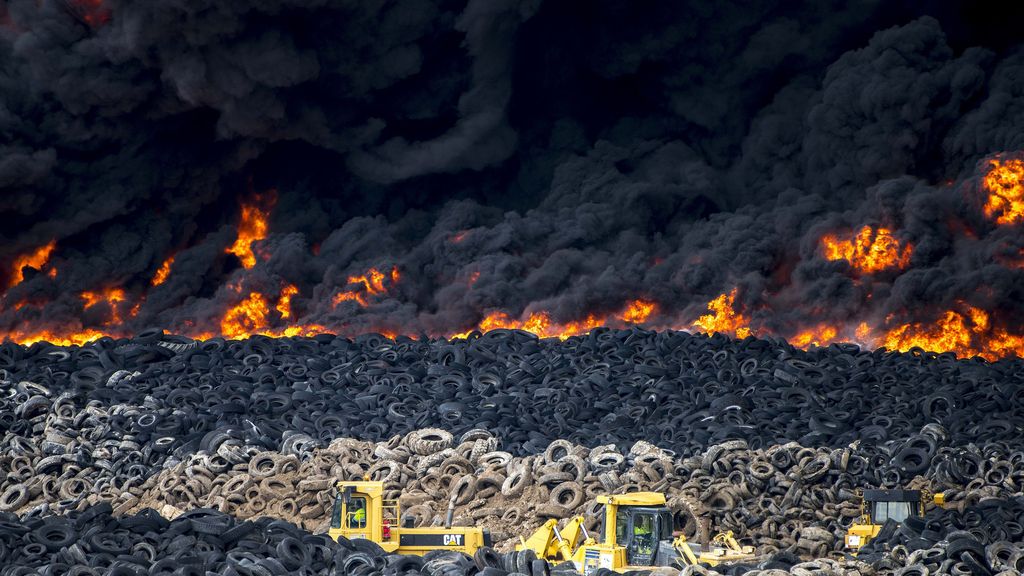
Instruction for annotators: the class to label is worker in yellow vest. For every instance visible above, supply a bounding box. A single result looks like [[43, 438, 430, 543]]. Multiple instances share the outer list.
[[633, 516, 654, 554], [350, 500, 367, 528]]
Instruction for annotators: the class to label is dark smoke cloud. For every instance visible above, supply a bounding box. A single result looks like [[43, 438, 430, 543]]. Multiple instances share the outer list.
[[3, 0, 1024, 350]]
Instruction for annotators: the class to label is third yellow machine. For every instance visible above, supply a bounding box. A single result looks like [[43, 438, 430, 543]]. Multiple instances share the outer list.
[[844, 489, 944, 552]]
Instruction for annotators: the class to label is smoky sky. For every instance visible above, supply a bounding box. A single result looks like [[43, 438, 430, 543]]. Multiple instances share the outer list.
[[3, 0, 1024, 342]]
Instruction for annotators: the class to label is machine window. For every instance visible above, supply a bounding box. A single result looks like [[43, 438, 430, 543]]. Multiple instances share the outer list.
[[872, 501, 913, 523], [632, 513, 655, 554], [660, 512, 674, 539], [349, 496, 367, 528], [615, 509, 630, 544], [331, 494, 343, 529]]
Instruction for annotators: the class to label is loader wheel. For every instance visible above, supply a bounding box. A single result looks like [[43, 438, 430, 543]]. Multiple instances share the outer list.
[[550, 561, 578, 575], [531, 559, 550, 576]]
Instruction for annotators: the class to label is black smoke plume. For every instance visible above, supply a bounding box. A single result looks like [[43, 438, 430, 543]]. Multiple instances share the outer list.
[[3, 0, 1024, 355]]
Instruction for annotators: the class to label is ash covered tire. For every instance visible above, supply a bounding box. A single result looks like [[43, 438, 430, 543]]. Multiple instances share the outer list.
[[0, 485, 29, 512], [549, 482, 584, 509], [451, 474, 477, 506], [408, 429, 454, 456], [502, 467, 528, 498], [544, 440, 574, 464]]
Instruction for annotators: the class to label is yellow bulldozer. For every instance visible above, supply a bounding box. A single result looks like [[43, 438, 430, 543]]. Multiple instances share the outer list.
[[327, 481, 492, 554], [516, 492, 755, 574], [845, 489, 944, 552]]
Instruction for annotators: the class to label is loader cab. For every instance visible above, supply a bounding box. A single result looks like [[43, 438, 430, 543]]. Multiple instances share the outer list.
[[863, 490, 922, 524], [328, 481, 400, 545], [596, 493, 675, 567], [612, 506, 674, 566], [846, 489, 935, 551]]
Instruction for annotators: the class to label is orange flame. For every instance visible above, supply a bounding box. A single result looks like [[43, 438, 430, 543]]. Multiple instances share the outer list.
[[882, 305, 1024, 360], [151, 255, 175, 286], [332, 266, 399, 308], [855, 322, 872, 342], [452, 310, 603, 341], [450, 299, 659, 340], [619, 299, 656, 324], [790, 324, 839, 348], [983, 158, 1024, 225], [693, 289, 751, 338], [468, 271, 481, 286], [821, 226, 912, 273], [274, 324, 329, 338], [215, 285, 326, 341], [221, 292, 270, 339], [2, 328, 106, 347], [226, 191, 276, 269], [276, 284, 299, 319], [80, 287, 127, 325], [9, 240, 56, 287]]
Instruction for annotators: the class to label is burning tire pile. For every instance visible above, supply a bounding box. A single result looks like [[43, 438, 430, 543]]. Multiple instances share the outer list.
[[2, 329, 1024, 574]]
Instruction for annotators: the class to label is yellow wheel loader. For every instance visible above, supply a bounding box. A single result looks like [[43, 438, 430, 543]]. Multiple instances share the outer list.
[[327, 481, 492, 555], [845, 489, 944, 552], [516, 492, 755, 574]]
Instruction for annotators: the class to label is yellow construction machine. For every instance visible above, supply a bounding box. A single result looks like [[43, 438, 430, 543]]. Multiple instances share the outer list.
[[845, 489, 944, 552], [328, 481, 492, 555], [516, 492, 755, 574]]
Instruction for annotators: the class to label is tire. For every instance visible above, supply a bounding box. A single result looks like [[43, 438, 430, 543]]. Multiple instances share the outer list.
[[276, 536, 311, 570], [517, 549, 537, 574], [475, 548, 503, 570], [502, 468, 528, 498], [549, 482, 584, 509], [408, 429, 454, 456], [33, 520, 77, 552], [451, 474, 476, 506], [0, 485, 28, 512]]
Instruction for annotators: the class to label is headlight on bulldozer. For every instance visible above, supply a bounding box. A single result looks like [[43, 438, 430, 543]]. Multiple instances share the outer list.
[[847, 535, 861, 546]]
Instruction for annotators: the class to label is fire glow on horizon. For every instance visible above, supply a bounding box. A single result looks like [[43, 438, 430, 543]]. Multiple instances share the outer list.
[[5, 156, 1024, 360]]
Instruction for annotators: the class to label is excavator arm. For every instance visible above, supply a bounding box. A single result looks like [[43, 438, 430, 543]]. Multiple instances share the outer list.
[[518, 516, 589, 563]]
